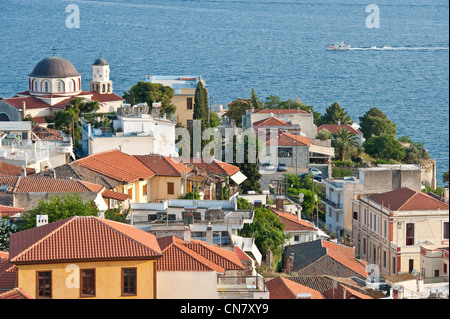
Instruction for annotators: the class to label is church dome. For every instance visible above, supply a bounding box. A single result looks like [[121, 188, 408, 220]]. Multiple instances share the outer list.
[[29, 56, 81, 78], [93, 57, 109, 66]]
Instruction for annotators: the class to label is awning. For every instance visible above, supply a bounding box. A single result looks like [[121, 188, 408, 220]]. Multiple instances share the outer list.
[[309, 144, 335, 157], [230, 171, 247, 185], [101, 189, 132, 201]]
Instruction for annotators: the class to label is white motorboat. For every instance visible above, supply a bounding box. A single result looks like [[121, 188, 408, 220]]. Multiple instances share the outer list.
[[327, 41, 351, 51]]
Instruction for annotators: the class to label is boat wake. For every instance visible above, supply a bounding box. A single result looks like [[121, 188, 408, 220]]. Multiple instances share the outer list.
[[349, 46, 449, 51]]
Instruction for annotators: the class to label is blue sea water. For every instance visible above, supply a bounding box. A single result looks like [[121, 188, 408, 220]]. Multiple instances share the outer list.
[[0, 0, 448, 185]]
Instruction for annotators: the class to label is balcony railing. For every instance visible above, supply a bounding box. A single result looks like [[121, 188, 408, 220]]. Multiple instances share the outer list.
[[321, 197, 344, 209]]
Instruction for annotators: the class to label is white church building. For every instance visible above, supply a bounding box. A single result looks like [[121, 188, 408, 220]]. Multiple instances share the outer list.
[[0, 52, 124, 125]]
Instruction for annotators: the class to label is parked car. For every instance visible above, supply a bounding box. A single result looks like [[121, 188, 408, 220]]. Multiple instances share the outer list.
[[262, 162, 275, 170], [277, 163, 287, 172], [299, 169, 323, 182]]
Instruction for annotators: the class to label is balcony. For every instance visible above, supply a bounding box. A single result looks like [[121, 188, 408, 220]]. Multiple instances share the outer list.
[[217, 275, 269, 299], [56, 142, 73, 153], [321, 197, 344, 210]]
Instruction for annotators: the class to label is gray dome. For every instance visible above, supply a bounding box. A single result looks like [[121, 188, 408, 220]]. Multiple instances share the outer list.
[[93, 57, 109, 66], [29, 56, 80, 78]]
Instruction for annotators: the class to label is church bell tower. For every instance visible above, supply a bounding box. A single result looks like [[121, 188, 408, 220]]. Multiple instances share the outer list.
[[90, 54, 113, 94]]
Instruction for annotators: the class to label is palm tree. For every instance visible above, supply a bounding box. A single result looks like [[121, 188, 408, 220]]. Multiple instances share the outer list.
[[332, 128, 360, 161]]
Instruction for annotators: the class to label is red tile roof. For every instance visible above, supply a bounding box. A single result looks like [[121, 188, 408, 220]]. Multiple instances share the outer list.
[[0, 176, 100, 194], [2, 96, 68, 110], [100, 189, 131, 201], [177, 158, 240, 177], [81, 91, 124, 103], [0, 205, 25, 218], [266, 276, 324, 299], [135, 155, 191, 177], [0, 253, 16, 291], [9, 216, 162, 264], [321, 241, 368, 278], [156, 236, 244, 273], [368, 187, 449, 211], [234, 246, 252, 262], [0, 161, 35, 176], [317, 124, 362, 136], [0, 288, 33, 299], [322, 283, 372, 299], [273, 209, 318, 232], [32, 124, 63, 141], [265, 132, 311, 147], [253, 117, 292, 127], [76, 150, 155, 183]]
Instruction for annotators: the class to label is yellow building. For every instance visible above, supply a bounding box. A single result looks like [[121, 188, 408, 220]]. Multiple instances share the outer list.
[[9, 216, 162, 299], [134, 155, 192, 202], [352, 188, 449, 278], [146, 75, 206, 128]]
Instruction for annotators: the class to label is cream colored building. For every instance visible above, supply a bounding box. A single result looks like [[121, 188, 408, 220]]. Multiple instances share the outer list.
[[352, 187, 449, 278], [146, 75, 206, 128], [420, 245, 449, 282]]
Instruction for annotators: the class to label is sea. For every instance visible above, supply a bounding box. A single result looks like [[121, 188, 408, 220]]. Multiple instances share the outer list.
[[0, 0, 448, 186]]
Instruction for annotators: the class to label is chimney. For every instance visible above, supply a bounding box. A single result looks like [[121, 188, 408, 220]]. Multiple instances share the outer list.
[[276, 196, 285, 211], [444, 188, 449, 205], [297, 209, 302, 221], [338, 120, 341, 125], [21, 166, 27, 177], [206, 223, 213, 245], [22, 101, 26, 120], [417, 277, 424, 292], [393, 287, 399, 299], [342, 287, 347, 299], [97, 211, 105, 219], [36, 215, 48, 227], [183, 226, 191, 243], [296, 293, 311, 299]]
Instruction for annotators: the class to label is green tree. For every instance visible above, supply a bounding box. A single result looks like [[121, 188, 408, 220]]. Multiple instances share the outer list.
[[359, 107, 397, 139], [21, 194, 100, 230], [225, 99, 252, 127], [237, 197, 253, 210], [251, 88, 264, 110], [209, 112, 220, 128], [0, 219, 18, 252], [319, 102, 353, 126], [316, 128, 332, 141], [240, 207, 290, 269], [364, 133, 406, 162], [122, 81, 176, 115], [332, 128, 361, 161], [193, 81, 209, 128], [443, 171, 449, 186]]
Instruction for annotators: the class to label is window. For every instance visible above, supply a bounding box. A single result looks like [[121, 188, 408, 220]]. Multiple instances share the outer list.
[[128, 187, 133, 198], [383, 251, 387, 268], [362, 208, 367, 226], [353, 211, 358, 220], [187, 98, 193, 110], [122, 268, 137, 296], [336, 212, 339, 222], [383, 220, 387, 239], [434, 270, 439, 277], [278, 148, 293, 158], [392, 257, 396, 274], [363, 238, 366, 255], [328, 208, 332, 217], [167, 182, 174, 195], [44, 82, 49, 92], [406, 223, 415, 246], [294, 235, 299, 242], [143, 184, 148, 196], [80, 269, 95, 297], [444, 263, 448, 275], [36, 271, 52, 299], [444, 222, 449, 240]]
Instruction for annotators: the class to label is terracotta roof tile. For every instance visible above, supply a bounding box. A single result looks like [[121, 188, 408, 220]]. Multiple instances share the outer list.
[[0, 288, 33, 299], [156, 236, 244, 272], [0, 176, 96, 194], [253, 117, 292, 127], [266, 276, 324, 299], [76, 150, 155, 183], [0, 262, 16, 291], [180, 159, 240, 177], [322, 283, 372, 299], [317, 124, 362, 136], [265, 132, 311, 147], [135, 155, 191, 177], [273, 209, 318, 231], [0, 161, 35, 176], [9, 216, 162, 264], [368, 187, 449, 211]]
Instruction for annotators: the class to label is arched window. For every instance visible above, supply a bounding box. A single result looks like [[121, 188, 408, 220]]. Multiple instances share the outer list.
[[44, 81, 49, 93], [107, 83, 111, 92], [57, 80, 65, 93], [0, 113, 10, 121], [102, 84, 106, 93], [33, 80, 38, 92]]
